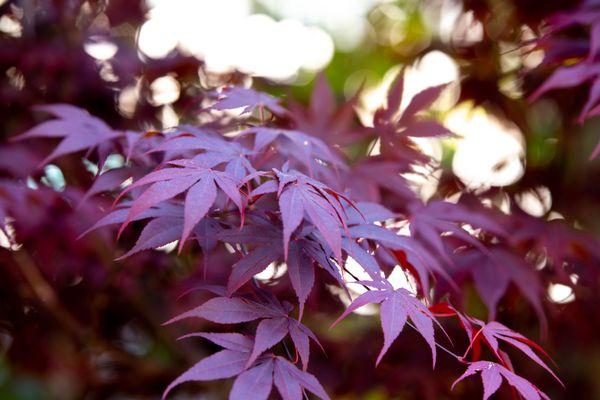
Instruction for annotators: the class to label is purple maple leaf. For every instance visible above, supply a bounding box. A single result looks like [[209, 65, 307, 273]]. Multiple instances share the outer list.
[[465, 320, 562, 384], [165, 292, 321, 372], [271, 168, 350, 261], [115, 159, 243, 250], [12, 104, 122, 167], [288, 73, 363, 146], [332, 282, 438, 366], [208, 86, 288, 116], [366, 72, 453, 162], [452, 361, 550, 400], [237, 126, 345, 176]]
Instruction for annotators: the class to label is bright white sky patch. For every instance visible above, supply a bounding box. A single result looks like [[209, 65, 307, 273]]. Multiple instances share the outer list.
[[515, 186, 552, 216], [138, 0, 337, 82], [150, 75, 180, 106], [548, 283, 575, 304], [255, 261, 288, 281], [138, 16, 179, 59], [258, 0, 378, 51], [447, 102, 525, 189], [84, 38, 118, 61]]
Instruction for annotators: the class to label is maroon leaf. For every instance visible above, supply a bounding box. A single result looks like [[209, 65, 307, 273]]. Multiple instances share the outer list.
[[279, 183, 304, 258], [121, 174, 200, 233], [79, 167, 138, 207], [275, 170, 348, 261], [529, 63, 600, 102], [331, 289, 388, 327]]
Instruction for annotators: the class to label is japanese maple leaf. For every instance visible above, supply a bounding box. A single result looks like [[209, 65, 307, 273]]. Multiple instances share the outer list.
[[342, 201, 457, 295], [232, 355, 331, 400], [366, 72, 453, 162], [528, 62, 600, 112], [146, 129, 257, 180], [207, 86, 288, 116], [528, 2, 600, 154], [452, 361, 550, 400], [217, 211, 347, 313], [224, 233, 307, 316], [545, 3, 600, 65], [508, 205, 600, 280], [0, 144, 45, 178], [165, 293, 321, 370], [266, 221, 351, 311], [80, 201, 221, 259], [121, 129, 164, 165], [236, 126, 345, 175], [164, 295, 281, 326], [464, 320, 562, 384], [245, 313, 321, 370], [344, 222, 449, 296], [332, 281, 438, 366], [269, 356, 330, 400], [78, 166, 144, 207], [171, 348, 330, 400], [12, 104, 122, 167], [80, 202, 183, 238], [344, 201, 397, 225], [428, 302, 474, 342], [174, 327, 328, 400], [407, 199, 506, 267], [249, 167, 350, 262], [278, 172, 347, 261], [343, 158, 417, 203], [342, 203, 421, 282], [217, 221, 284, 295], [148, 125, 228, 154], [450, 246, 547, 327], [162, 331, 256, 399], [287, 73, 363, 146], [115, 159, 243, 251]]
